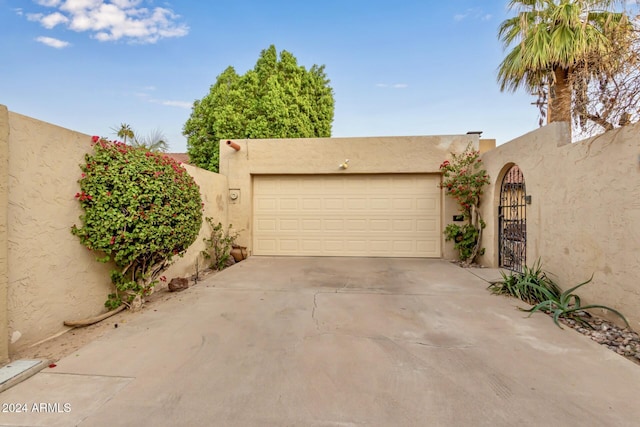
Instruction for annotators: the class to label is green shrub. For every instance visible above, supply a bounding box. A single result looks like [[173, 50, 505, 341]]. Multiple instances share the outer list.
[[444, 222, 485, 262], [201, 218, 238, 271], [71, 136, 203, 310], [439, 145, 490, 264]]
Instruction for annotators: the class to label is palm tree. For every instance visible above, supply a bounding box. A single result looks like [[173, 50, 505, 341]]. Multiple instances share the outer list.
[[497, 0, 630, 133], [112, 123, 135, 144], [132, 129, 169, 153], [111, 124, 169, 152]]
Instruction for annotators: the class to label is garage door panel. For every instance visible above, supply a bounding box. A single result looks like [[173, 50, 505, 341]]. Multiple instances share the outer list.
[[370, 198, 390, 209], [346, 240, 367, 252], [392, 240, 413, 253], [347, 199, 367, 210], [253, 174, 441, 257], [301, 219, 322, 230], [256, 219, 277, 231], [324, 199, 344, 210], [279, 198, 298, 210], [417, 219, 438, 232], [392, 219, 414, 232], [280, 219, 299, 231], [370, 219, 390, 231], [346, 219, 367, 231], [302, 198, 322, 210], [324, 219, 344, 231], [392, 198, 413, 210], [255, 198, 277, 211], [417, 197, 437, 210], [417, 240, 438, 253], [255, 238, 276, 252]]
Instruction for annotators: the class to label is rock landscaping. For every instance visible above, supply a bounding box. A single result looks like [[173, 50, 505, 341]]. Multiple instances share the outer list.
[[557, 315, 640, 366]]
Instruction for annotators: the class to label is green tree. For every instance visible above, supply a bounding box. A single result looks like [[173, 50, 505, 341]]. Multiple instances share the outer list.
[[184, 45, 335, 172], [497, 0, 635, 136]]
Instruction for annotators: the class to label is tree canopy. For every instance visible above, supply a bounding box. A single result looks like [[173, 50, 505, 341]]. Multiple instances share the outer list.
[[184, 45, 335, 172], [497, 0, 639, 138]]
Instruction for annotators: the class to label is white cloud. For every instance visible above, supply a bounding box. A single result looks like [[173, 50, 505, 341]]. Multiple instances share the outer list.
[[36, 0, 62, 6], [14, 8, 24, 16], [60, 0, 103, 14], [454, 8, 492, 22], [111, 0, 143, 8], [41, 12, 70, 28], [160, 100, 191, 109], [376, 83, 408, 89], [36, 36, 70, 48], [27, 13, 44, 21], [26, 0, 189, 44], [134, 87, 191, 109]]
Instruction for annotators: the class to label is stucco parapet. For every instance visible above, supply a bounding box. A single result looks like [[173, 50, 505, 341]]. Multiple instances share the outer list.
[[222, 135, 477, 176]]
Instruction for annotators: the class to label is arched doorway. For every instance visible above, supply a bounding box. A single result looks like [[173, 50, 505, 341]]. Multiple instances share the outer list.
[[498, 165, 526, 272]]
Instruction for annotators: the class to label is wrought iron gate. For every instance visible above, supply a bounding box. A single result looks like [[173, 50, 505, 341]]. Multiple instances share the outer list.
[[498, 165, 526, 272]]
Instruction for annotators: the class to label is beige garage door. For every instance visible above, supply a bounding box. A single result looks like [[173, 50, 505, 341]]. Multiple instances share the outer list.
[[253, 174, 441, 257]]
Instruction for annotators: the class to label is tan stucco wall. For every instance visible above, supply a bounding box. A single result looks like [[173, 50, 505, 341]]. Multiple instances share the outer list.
[[479, 139, 496, 154], [6, 112, 114, 352], [162, 164, 228, 279], [0, 106, 9, 363], [480, 122, 640, 329], [219, 135, 479, 259], [3, 110, 226, 354]]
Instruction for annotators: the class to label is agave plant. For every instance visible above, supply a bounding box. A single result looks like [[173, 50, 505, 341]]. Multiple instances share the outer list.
[[521, 274, 630, 330], [489, 259, 561, 305]]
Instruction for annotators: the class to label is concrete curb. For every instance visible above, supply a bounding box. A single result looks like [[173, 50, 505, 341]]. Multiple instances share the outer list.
[[0, 359, 49, 393]]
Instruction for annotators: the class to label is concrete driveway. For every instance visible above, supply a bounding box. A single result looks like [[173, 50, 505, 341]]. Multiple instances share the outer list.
[[2, 257, 640, 426]]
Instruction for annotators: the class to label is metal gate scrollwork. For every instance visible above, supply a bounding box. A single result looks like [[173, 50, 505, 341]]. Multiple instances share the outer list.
[[498, 165, 526, 272]]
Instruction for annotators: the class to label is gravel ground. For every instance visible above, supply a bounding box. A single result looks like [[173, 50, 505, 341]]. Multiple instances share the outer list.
[[556, 314, 640, 366]]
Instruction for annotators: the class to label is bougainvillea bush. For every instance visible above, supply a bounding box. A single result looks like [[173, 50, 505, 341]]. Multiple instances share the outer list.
[[72, 136, 203, 310], [440, 145, 490, 265]]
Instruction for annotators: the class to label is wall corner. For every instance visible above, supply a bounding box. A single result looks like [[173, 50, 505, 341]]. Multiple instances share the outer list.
[[0, 105, 10, 363], [479, 139, 496, 154]]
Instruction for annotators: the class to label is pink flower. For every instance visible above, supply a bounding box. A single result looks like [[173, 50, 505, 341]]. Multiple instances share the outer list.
[[110, 236, 116, 245], [91, 136, 100, 143]]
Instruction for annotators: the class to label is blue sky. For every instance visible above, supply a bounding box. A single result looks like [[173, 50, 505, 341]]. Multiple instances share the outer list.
[[0, 0, 542, 153]]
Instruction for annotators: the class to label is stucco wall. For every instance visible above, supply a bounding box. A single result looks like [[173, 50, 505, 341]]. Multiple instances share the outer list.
[[0, 106, 9, 363], [162, 164, 228, 279], [2, 109, 226, 354], [6, 112, 115, 352], [219, 135, 479, 259], [480, 122, 640, 329]]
